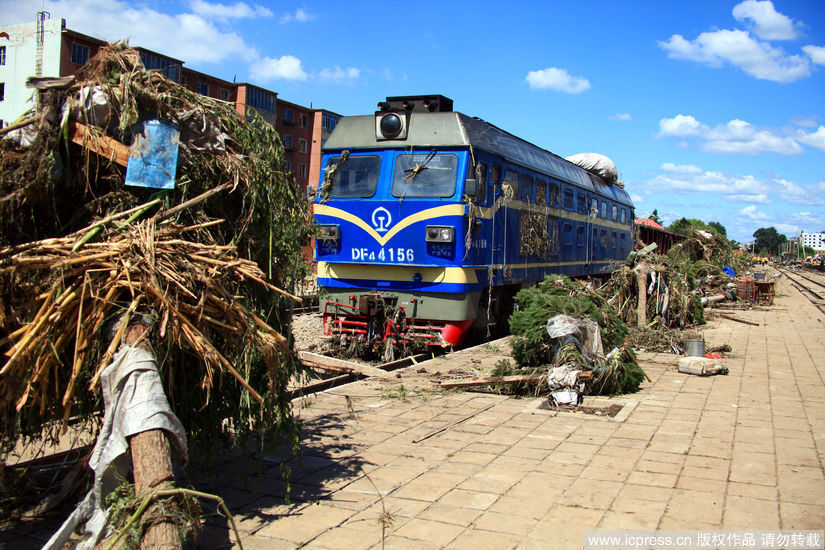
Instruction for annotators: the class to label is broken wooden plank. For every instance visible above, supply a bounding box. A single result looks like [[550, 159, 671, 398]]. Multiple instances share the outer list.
[[298, 351, 391, 378], [71, 121, 130, 167], [439, 374, 544, 389], [716, 313, 760, 326], [378, 353, 428, 372]]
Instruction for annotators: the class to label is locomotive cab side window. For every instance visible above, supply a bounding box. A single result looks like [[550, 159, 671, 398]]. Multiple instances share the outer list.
[[324, 155, 381, 198], [392, 153, 458, 198]]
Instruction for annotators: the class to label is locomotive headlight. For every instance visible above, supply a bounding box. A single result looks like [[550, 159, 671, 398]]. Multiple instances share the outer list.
[[425, 225, 455, 243], [317, 224, 340, 242], [375, 111, 409, 140]]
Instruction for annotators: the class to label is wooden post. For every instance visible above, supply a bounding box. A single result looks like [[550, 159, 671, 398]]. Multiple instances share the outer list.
[[123, 324, 182, 549], [635, 263, 649, 327]]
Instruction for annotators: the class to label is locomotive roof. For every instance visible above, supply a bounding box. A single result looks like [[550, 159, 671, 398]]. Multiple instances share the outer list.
[[323, 112, 633, 207]]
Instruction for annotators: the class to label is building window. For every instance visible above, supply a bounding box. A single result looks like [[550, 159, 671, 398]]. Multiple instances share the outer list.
[[71, 43, 90, 65], [285, 159, 292, 172], [283, 135, 292, 150], [0, 46, 6, 66], [197, 81, 209, 96], [300, 114, 308, 128], [612, 204, 618, 221], [322, 113, 340, 131], [181, 75, 188, 85], [218, 87, 230, 101], [246, 87, 274, 112], [0, 83, 4, 102], [283, 108, 294, 124], [563, 189, 573, 211], [139, 51, 180, 82], [298, 163, 306, 178], [298, 138, 307, 153]]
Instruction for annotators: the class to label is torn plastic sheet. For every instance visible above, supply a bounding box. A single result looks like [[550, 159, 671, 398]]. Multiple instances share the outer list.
[[177, 107, 228, 165], [564, 153, 618, 184], [546, 314, 604, 357], [44, 345, 187, 550]]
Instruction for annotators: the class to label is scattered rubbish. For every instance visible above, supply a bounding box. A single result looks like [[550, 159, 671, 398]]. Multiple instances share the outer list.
[[677, 356, 729, 376], [551, 389, 580, 406], [684, 340, 706, 357]]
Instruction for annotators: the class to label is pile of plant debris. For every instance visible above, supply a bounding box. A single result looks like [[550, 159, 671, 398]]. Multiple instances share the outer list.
[[505, 275, 646, 398], [600, 230, 749, 335], [0, 44, 311, 522]]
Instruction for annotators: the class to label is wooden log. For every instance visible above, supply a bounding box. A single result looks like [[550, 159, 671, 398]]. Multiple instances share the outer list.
[[129, 430, 180, 548], [123, 323, 182, 549], [635, 263, 650, 327]]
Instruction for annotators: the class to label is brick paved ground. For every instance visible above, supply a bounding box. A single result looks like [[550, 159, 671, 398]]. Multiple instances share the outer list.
[[4, 276, 824, 548]]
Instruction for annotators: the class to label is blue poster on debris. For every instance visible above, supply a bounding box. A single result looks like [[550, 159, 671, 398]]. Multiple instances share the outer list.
[[125, 119, 180, 189]]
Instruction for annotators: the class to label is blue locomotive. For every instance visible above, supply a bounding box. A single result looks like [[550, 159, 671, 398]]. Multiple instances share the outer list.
[[313, 95, 634, 353]]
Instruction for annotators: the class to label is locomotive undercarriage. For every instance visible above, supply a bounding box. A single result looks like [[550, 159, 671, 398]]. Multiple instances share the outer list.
[[322, 291, 477, 361]]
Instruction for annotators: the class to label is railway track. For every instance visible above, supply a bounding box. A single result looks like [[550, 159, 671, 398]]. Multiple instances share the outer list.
[[778, 267, 825, 313]]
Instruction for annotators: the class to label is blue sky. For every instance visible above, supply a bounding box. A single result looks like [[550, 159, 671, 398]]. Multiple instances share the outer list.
[[3, 0, 824, 243]]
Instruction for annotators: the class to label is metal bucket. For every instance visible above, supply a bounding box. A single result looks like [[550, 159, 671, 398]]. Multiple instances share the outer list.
[[684, 340, 705, 357]]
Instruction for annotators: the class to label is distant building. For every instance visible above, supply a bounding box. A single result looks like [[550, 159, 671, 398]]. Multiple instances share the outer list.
[[0, 12, 339, 192], [635, 218, 664, 230], [801, 231, 825, 251]]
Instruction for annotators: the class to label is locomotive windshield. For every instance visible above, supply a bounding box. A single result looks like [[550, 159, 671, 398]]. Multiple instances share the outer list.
[[392, 153, 458, 198], [324, 155, 381, 198]]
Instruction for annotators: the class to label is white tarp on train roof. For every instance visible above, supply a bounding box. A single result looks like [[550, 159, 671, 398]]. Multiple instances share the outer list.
[[565, 153, 618, 185]]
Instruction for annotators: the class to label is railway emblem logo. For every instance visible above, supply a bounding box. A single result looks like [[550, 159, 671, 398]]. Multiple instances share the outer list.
[[371, 207, 392, 233]]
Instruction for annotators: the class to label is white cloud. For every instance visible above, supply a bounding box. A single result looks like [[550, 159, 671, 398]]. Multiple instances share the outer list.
[[740, 205, 768, 220], [13, 0, 261, 64], [791, 116, 818, 128], [732, 0, 797, 40], [189, 0, 273, 20], [610, 113, 632, 122], [817, 182, 825, 193], [631, 194, 644, 203], [728, 193, 771, 203], [280, 8, 315, 23], [525, 67, 591, 93], [646, 163, 821, 206], [658, 29, 810, 83], [249, 55, 308, 82], [795, 126, 825, 151], [658, 115, 706, 138], [790, 211, 824, 226], [658, 114, 804, 155], [803, 45, 825, 65], [318, 66, 360, 83], [702, 124, 803, 155], [661, 163, 703, 174]]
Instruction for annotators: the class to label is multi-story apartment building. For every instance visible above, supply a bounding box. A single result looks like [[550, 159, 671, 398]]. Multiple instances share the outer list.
[[801, 231, 825, 252], [1, 13, 340, 192]]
